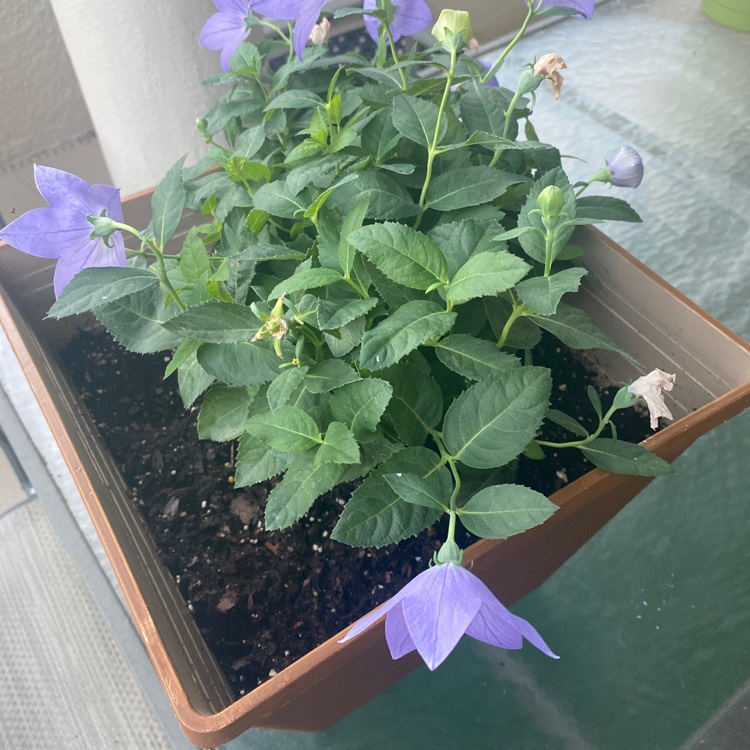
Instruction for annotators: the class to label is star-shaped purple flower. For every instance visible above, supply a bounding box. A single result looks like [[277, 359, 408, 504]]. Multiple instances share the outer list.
[[340, 562, 558, 670], [605, 145, 644, 188], [199, 0, 252, 72], [363, 0, 433, 44], [536, 0, 595, 19], [251, 0, 327, 60], [0, 165, 126, 298]]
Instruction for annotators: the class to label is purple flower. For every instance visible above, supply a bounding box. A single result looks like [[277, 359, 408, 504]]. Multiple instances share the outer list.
[[340, 562, 558, 670], [606, 145, 644, 188], [535, 0, 595, 19], [363, 0, 433, 44], [251, 0, 327, 60], [0, 165, 126, 298], [199, 0, 252, 73]]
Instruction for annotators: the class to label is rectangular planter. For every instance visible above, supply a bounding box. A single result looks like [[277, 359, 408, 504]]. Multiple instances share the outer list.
[[1, 188, 749, 748]]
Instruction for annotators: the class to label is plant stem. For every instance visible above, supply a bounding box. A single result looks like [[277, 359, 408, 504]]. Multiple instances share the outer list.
[[536, 404, 619, 449], [482, 0, 536, 84]]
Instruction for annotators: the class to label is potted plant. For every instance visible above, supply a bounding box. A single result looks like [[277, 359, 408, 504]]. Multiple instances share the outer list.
[[1, 0, 749, 746]]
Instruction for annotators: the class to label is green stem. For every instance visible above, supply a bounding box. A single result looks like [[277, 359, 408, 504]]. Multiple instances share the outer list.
[[482, 0, 536, 83], [536, 404, 619, 449], [543, 224, 555, 276], [497, 302, 525, 349]]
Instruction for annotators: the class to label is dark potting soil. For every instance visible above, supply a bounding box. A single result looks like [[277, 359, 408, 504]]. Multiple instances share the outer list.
[[59, 330, 650, 696]]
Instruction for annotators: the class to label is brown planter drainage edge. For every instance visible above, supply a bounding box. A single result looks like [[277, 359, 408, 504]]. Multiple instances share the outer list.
[[1, 189, 749, 747]]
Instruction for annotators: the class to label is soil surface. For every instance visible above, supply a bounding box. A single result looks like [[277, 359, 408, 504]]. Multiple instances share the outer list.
[[59, 330, 650, 696]]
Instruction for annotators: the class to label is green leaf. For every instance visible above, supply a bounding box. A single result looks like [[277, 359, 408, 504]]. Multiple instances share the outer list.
[[446, 251, 530, 305], [383, 361, 442, 445], [339, 195, 369, 275], [425, 167, 527, 211], [163, 301, 257, 342], [95, 286, 180, 354], [516, 268, 588, 316], [197, 341, 281, 385], [443, 367, 552, 469], [268, 267, 344, 300], [235, 436, 288, 488], [197, 385, 254, 441], [349, 222, 449, 290], [253, 181, 310, 219], [245, 405, 320, 452], [149, 155, 187, 248], [265, 456, 346, 530], [316, 297, 378, 330], [329, 378, 393, 437], [529, 303, 631, 357], [315, 422, 360, 466], [265, 89, 325, 110], [359, 300, 456, 371], [305, 360, 361, 393], [429, 219, 506, 278], [328, 169, 417, 220], [383, 471, 449, 510], [164, 338, 202, 379], [459, 85, 511, 138], [545, 408, 589, 438], [458, 484, 557, 538], [49, 267, 159, 318], [391, 94, 446, 148], [177, 351, 215, 408], [179, 227, 211, 283], [331, 447, 444, 547], [576, 195, 642, 223], [233, 244, 307, 263], [434, 334, 520, 380], [235, 124, 266, 159], [580, 438, 674, 476], [266, 366, 308, 410]]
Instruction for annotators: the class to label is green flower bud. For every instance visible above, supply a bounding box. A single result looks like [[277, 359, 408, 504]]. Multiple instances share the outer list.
[[536, 185, 565, 221], [432, 9, 473, 46], [87, 211, 120, 246], [436, 539, 464, 565]]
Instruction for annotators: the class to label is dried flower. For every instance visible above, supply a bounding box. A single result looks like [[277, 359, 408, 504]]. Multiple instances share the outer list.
[[0, 165, 126, 298], [533, 53, 567, 99], [308, 16, 330, 45], [628, 369, 676, 430], [536, 0, 595, 19], [364, 0, 433, 44], [199, 0, 252, 73], [340, 562, 558, 670], [606, 146, 644, 188]]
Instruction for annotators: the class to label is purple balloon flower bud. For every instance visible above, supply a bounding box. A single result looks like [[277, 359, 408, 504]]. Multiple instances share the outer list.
[[535, 0, 595, 19], [606, 145, 644, 188], [199, 0, 252, 73], [340, 561, 559, 670], [0, 165, 126, 298], [363, 0, 434, 44]]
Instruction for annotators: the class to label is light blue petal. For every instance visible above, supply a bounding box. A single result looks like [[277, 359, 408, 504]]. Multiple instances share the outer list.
[[384, 602, 416, 659]]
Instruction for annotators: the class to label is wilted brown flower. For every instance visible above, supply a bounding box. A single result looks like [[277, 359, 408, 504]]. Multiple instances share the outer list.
[[533, 53, 567, 100]]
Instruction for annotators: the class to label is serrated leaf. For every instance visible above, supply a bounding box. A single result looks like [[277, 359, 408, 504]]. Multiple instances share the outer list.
[[177, 351, 215, 408], [434, 334, 520, 380], [179, 226, 211, 283], [245, 405, 320, 452], [429, 219, 506, 278], [197, 341, 281, 385], [315, 421, 360, 465], [516, 268, 588, 316], [331, 447, 444, 547], [150, 155, 187, 249], [163, 301, 257, 342], [49, 267, 159, 318], [253, 181, 310, 219], [329, 378, 393, 437], [530, 303, 632, 357], [349, 222, 448, 291], [383, 361, 442, 445], [359, 300, 456, 371], [391, 93, 446, 148], [446, 251, 530, 305], [443, 367, 552, 469], [580, 438, 674, 476], [268, 267, 344, 300], [197, 385, 255, 441], [324, 316, 365, 357], [384, 472, 449, 510], [265, 456, 346, 530], [458, 484, 557, 538], [265, 89, 324, 110], [339, 194, 369, 275], [304, 360, 361, 393], [164, 338, 202, 379], [235, 436, 288, 488], [235, 124, 265, 159], [266, 366, 308, 410], [316, 297, 378, 330], [576, 195, 642, 223], [328, 169, 417, 220], [425, 167, 527, 211]]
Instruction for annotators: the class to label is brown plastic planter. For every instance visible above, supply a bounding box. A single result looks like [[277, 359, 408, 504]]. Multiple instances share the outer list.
[[1, 189, 749, 748]]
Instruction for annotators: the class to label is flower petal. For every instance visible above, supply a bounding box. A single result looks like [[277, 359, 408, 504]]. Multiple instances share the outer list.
[[290, 0, 327, 59], [53, 234, 127, 297], [34, 165, 90, 213], [384, 602, 417, 659], [338, 595, 403, 642], [391, 0, 433, 41], [0, 207, 74, 259]]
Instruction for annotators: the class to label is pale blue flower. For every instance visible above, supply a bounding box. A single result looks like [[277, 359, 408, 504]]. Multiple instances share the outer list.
[[536, 0, 595, 19], [606, 146, 644, 188], [340, 561, 558, 670], [363, 0, 433, 44], [251, 0, 327, 60], [199, 0, 252, 72], [0, 165, 126, 298]]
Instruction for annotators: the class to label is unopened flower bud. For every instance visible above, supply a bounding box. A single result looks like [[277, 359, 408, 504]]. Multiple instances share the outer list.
[[605, 146, 644, 188], [432, 9, 473, 47], [533, 53, 567, 99], [536, 185, 565, 221]]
